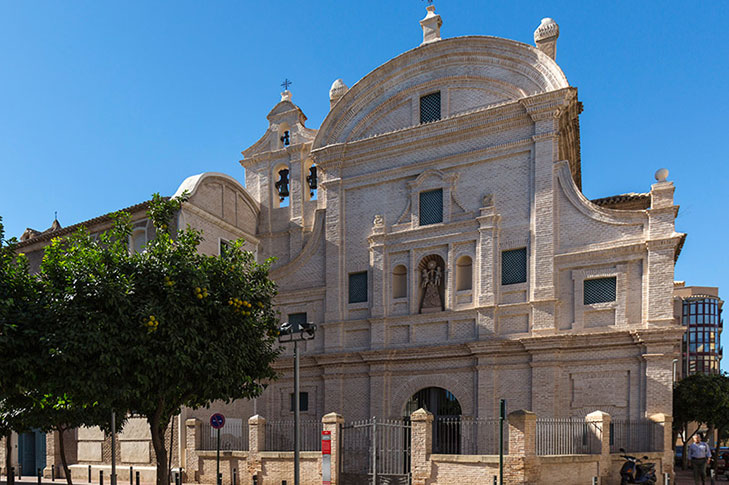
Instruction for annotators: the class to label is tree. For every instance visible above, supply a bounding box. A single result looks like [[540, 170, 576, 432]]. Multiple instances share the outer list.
[[39, 194, 281, 485], [0, 216, 43, 476], [673, 373, 729, 471], [0, 216, 119, 485]]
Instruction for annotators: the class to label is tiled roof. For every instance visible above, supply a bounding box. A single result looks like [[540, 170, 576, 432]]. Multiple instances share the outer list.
[[15, 200, 154, 249], [590, 192, 651, 209]]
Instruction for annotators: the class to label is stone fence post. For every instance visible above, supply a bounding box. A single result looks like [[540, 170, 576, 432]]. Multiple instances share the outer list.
[[322, 413, 343, 485], [246, 415, 265, 481], [185, 418, 201, 482], [506, 410, 537, 484], [410, 408, 433, 485], [650, 413, 673, 479], [586, 411, 611, 483]]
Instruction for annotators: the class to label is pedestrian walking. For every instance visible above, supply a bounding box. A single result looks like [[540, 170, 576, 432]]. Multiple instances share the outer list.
[[689, 434, 712, 485]]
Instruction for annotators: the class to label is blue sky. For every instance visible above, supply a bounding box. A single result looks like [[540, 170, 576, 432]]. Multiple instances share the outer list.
[[1, 1, 727, 365]]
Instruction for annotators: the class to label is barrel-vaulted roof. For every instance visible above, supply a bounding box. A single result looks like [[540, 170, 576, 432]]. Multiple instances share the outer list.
[[313, 35, 570, 150]]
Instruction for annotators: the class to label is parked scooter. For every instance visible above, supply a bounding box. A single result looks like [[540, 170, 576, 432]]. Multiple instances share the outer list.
[[619, 448, 657, 485]]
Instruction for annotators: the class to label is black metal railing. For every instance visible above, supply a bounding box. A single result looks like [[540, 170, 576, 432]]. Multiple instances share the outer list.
[[610, 419, 663, 453], [432, 417, 509, 455], [536, 418, 600, 455], [200, 419, 248, 451], [265, 420, 322, 451]]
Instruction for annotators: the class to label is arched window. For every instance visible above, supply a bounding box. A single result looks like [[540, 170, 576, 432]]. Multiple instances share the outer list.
[[278, 122, 291, 147], [304, 159, 318, 201], [392, 265, 407, 299], [456, 255, 472, 291]]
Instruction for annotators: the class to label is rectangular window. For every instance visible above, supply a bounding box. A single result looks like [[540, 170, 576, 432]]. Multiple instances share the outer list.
[[501, 248, 527, 285], [419, 189, 443, 225], [290, 392, 309, 412], [219, 239, 231, 255], [583, 277, 617, 304], [420, 92, 441, 124], [349, 272, 368, 303], [288, 312, 307, 332]]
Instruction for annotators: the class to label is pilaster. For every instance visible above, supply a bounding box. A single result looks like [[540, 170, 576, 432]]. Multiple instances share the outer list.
[[476, 202, 499, 307], [585, 411, 611, 482]]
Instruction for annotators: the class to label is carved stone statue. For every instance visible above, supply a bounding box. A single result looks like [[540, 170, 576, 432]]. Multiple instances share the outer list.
[[420, 260, 444, 313]]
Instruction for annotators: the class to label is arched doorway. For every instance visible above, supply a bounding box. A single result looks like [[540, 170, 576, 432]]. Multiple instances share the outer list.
[[404, 387, 462, 453]]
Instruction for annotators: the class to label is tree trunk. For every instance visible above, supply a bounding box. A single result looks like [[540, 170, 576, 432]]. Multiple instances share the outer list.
[[149, 407, 169, 485], [57, 426, 73, 485], [5, 432, 11, 477]]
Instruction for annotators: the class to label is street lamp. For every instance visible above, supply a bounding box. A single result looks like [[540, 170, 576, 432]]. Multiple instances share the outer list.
[[278, 319, 316, 485]]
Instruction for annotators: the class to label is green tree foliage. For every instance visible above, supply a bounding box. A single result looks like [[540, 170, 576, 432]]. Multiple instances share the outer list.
[[673, 373, 729, 471], [0, 216, 43, 474], [39, 193, 281, 485]]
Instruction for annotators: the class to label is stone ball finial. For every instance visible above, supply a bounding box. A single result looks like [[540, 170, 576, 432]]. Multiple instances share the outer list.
[[281, 90, 292, 102], [534, 17, 559, 43], [655, 168, 669, 182], [329, 79, 349, 102]]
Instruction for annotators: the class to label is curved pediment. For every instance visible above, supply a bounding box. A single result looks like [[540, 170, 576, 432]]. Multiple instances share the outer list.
[[313, 36, 569, 149]]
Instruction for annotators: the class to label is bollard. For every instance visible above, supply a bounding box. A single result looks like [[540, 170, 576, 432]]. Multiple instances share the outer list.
[[129, 467, 133, 485], [52, 464, 56, 481], [282, 481, 286, 485], [38, 467, 42, 485], [19, 464, 22, 478], [664, 472, 670, 485], [232, 469, 237, 485], [252, 475, 257, 485], [493, 476, 497, 485], [89, 465, 92, 483], [9, 466, 15, 485], [135, 471, 140, 485], [176, 471, 181, 485], [592, 477, 598, 485], [217, 473, 222, 485], [100, 470, 104, 485]]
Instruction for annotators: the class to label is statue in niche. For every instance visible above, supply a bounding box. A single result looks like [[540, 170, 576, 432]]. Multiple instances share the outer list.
[[419, 259, 444, 313]]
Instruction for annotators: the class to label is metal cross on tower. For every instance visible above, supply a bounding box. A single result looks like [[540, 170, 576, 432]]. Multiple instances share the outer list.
[[281, 78, 292, 91]]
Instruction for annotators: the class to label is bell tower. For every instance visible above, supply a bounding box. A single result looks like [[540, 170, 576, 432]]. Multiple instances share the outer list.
[[239, 87, 318, 263]]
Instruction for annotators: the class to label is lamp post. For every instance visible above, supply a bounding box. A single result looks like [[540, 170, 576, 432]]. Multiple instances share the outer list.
[[278, 319, 316, 485]]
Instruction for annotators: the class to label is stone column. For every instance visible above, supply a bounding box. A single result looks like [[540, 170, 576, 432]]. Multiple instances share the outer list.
[[506, 410, 538, 485], [650, 413, 674, 479], [246, 415, 265, 481], [184, 418, 201, 482], [410, 409, 433, 485], [322, 413, 343, 485], [586, 411, 611, 483]]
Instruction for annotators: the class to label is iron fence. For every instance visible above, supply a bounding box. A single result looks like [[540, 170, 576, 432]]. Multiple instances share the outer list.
[[433, 417, 509, 455], [610, 419, 664, 453], [265, 419, 322, 451], [200, 419, 248, 451], [341, 417, 411, 485], [536, 418, 600, 455]]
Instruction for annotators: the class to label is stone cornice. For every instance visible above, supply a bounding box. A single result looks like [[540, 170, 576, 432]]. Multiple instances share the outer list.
[[240, 142, 313, 168]]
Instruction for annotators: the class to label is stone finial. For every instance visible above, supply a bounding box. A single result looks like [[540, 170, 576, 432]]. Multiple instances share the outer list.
[[329, 79, 349, 109], [281, 90, 292, 102], [534, 18, 559, 60], [655, 168, 669, 182], [420, 5, 442, 45]]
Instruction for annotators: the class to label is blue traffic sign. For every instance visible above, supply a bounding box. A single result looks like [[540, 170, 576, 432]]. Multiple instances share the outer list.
[[210, 413, 226, 429]]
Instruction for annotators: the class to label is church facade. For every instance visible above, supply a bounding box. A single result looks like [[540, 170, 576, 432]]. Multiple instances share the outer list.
[[223, 9, 684, 425], [6, 7, 685, 481]]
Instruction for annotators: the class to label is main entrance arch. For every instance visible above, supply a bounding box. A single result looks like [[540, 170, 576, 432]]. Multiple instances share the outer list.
[[404, 387, 462, 453]]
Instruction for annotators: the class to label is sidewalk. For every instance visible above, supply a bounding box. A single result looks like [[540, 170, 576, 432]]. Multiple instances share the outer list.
[[0, 478, 158, 485], [675, 467, 727, 485]]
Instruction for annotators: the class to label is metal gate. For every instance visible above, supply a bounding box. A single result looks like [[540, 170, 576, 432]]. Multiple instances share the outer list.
[[341, 417, 411, 485]]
